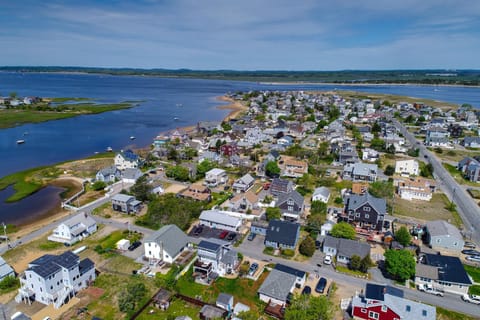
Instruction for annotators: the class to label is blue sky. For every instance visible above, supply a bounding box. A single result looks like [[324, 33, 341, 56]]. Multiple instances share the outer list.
[[1, 0, 479, 70]]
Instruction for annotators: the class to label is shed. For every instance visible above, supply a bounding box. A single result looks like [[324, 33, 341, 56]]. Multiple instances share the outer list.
[[216, 293, 234, 311], [116, 239, 130, 251], [153, 289, 172, 310]]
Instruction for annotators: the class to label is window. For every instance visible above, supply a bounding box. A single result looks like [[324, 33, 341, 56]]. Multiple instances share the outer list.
[[381, 305, 387, 312], [365, 214, 370, 219], [368, 311, 379, 319], [361, 308, 367, 313], [288, 206, 293, 211], [363, 206, 371, 212], [422, 310, 427, 316], [406, 305, 411, 312]]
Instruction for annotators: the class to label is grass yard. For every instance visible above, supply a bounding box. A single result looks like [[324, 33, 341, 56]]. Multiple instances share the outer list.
[[468, 285, 480, 295], [136, 297, 201, 320], [392, 193, 462, 227], [464, 265, 480, 283], [443, 163, 480, 187], [437, 307, 478, 320]]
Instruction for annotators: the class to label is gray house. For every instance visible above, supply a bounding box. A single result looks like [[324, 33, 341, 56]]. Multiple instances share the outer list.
[[144, 224, 189, 264], [425, 220, 464, 252], [342, 162, 378, 182], [276, 190, 304, 221], [322, 236, 371, 265], [216, 293, 234, 311], [258, 264, 306, 305], [0, 256, 14, 281], [250, 220, 269, 236], [343, 192, 386, 231], [96, 166, 121, 183], [265, 220, 300, 249], [270, 178, 294, 196], [111, 194, 142, 214], [232, 173, 255, 193]]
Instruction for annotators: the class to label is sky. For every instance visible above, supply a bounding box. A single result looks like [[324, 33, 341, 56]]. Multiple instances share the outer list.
[[1, 0, 479, 70]]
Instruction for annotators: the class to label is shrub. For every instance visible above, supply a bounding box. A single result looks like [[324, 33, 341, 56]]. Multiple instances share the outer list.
[[282, 249, 295, 257]]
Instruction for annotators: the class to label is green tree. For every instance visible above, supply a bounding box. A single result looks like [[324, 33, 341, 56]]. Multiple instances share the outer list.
[[165, 165, 190, 181], [118, 282, 147, 313], [370, 138, 386, 151], [167, 147, 179, 162], [130, 175, 152, 202], [236, 310, 260, 320], [371, 122, 382, 133], [349, 255, 362, 271], [91, 180, 107, 191], [306, 214, 324, 232], [331, 222, 356, 240], [184, 147, 198, 160], [0, 276, 20, 292], [197, 159, 215, 178], [395, 226, 412, 247], [265, 207, 282, 221], [285, 294, 333, 320], [360, 255, 373, 273], [420, 163, 434, 178], [368, 182, 394, 199], [299, 236, 316, 257], [384, 249, 416, 282], [221, 122, 232, 131], [384, 165, 395, 176], [317, 141, 329, 158], [265, 161, 281, 178]]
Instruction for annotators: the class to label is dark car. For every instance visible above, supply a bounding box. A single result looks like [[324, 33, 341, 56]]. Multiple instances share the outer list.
[[302, 286, 312, 295], [226, 232, 236, 241], [462, 249, 480, 256], [193, 225, 203, 236], [247, 233, 256, 241], [315, 277, 327, 293], [128, 241, 142, 251], [383, 221, 391, 229], [219, 230, 229, 239], [315, 240, 321, 249]]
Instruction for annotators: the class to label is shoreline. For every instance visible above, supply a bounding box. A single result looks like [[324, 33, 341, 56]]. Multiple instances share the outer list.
[[259, 81, 480, 88]]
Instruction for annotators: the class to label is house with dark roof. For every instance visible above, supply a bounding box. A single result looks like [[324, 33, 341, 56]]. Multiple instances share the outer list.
[[351, 283, 436, 320], [16, 251, 95, 309], [95, 166, 121, 183], [461, 136, 480, 148], [342, 162, 378, 182], [265, 220, 300, 250], [322, 235, 371, 265], [111, 194, 142, 214], [258, 264, 306, 305], [269, 178, 294, 196], [342, 192, 387, 231], [144, 225, 189, 264], [194, 239, 239, 278], [415, 253, 472, 295], [276, 190, 304, 221], [114, 149, 141, 170]]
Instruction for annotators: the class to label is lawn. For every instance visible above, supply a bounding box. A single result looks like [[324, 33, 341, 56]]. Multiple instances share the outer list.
[[463, 265, 480, 283], [443, 163, 480, 187], [136, 297, 201, 320], [437, 307, 478, 320], [468, 285, 480, 295]]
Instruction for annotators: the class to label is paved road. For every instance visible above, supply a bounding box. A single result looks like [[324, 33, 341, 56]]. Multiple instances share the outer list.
[[391, 117, 480, 244]]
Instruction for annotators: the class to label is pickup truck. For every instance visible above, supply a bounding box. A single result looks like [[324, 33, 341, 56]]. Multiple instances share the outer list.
[[462, 294, 480, 304], [417, 284, 444, 297]]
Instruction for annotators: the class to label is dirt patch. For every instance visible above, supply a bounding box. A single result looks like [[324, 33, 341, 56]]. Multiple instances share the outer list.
[[83, 287, 105, 299], [164, 183, 188, 194], [393, 193, 456, 224]]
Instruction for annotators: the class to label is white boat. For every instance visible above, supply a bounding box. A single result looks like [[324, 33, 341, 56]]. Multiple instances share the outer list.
[[130, 136, 136, 140], [176, 103, 183, 107], [16, 139, 25, 144], [174, 117, 180, 121], [106, 147, 113, 152]]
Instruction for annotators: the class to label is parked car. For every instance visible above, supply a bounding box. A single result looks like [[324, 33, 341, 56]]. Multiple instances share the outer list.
[[128, 241, 142, 251], [248, 263, 259, 276], [226, 232, 236, 241], [315, 240, 321, 249], [193, 225, 203, 236], [247, 233, 256, 241], [464, 242, 477, 249], [315, 277, 327, 293], [462, 249, 480, 256], [466, 255, 480, 263], [301, 286, 312, 295], [219, 230, 229, 239], [417, 284, 444, 296], [462, 294, 480, 304], [323, 255, 332, 265]]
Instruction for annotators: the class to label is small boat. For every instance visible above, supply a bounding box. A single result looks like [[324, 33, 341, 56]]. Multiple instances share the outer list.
[[130, 136, 136, 140], [16, 139, 25, 144], [176, 103, 183, 107], [174, 117, 180, 121], [106, 147, 113, 152]]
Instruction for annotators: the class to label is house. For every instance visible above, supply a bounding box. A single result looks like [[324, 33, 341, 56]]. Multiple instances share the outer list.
[[220, 143, 238, 157], [180, 183, 211, 202], [95, 166, 121, 183], [265, 220, 300, 249], [199, 210, 242, 232], [277, 135, 294, 146], [342, 163, 378, 182], [362, 148, 379, 163], [395, 159, 419, 176], [199, 304, 227, 320], [228, 191, 260, 214], [0, 256, 14, 281], [205, 168, 228, 187], [250, 220, 269, 236], [425, 128, 450, 147], [424, 220, 464, 252], [276, 190, 304, 221], [351, 283, 436, 320], [338, 149, 360, 165], [312, 186, 331, 203], [258, 264, 306, 305], [458, 157, 480, 182], [395, 177, 435, 201], [232, 174, 255, 193], [16, 251, 95, 309], [47, 213, 97, 245], [283, 159, 308, 178], [121, 168, 143, 183], [194, 238, 239, 277], [144, 225, 189, 264], [197, 121, 221, 135], [415, 253, 472, 295], [114, 150, 141, 170], [322, 236, 371, 265], [343, 193, 387, 231], [111, 194, 142, 214], [216, 293, 234, 311], [461, 136, 480, 148], [270, 178, 294, 196]]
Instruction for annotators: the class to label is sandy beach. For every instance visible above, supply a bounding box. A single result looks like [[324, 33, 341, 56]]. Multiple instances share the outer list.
[[216, 95, 249, 121]]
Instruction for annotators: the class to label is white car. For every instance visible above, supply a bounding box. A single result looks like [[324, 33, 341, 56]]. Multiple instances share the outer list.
[[462, 294, 480, 304], [466, 255, 480, 263], [417, 284, 444, 297], [323, 255, 332, 265]]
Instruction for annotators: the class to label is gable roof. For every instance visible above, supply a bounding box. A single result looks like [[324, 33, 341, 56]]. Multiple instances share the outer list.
[[365, 283, 403, 301], [198, 240, 222, 253], [346, 192, 386, 214], [111, 193, 135, 202], [216, 293, 234, 306], [425, 220, 462, 240], [234, 173, 255, 186], [421, 253, 472, 285], [265, 220, 300, 247], [0, 256, 14, 278], [199, 210, 242, 227], [274, 264, 305, 278], [312, 187, 330, 199], [270, 178, 293, 194], [145, 225, 189, 258], [323, 236, 371, 259], [277, 190, 304, 207], [119, 149, 139, 162], [258, 268, 296, 302], [29, 251, 80, 278], [62, 213, 96, 229]]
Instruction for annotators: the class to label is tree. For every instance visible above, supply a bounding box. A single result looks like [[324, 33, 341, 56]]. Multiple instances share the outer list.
[[420, 163, 434, 177], [360, 255, 373, 273], [91, 180, 107, 191], [384, 165, 395, 176], [118, 282, 147, 313], [167, 147, 179, 162], [285, 294, 333, 320], [370, 137, 385, 151], [265, 207, 281, 221], [371, 121, 382, 133], [395, 226, 412, 247], [165, 165, 190, 181], [349, 255, 362, 271], [236, 311, 260, 320], [221, 122, 232, 131], [368, 182, 394, 199], [331, 222, 356, 240], [310, 201, 327, 216], [265, 161, 281, 178], [299, 236, 316, 257], [197, 159, 215, 178], [130, 175, 152, 202], [0, 276, 19, 291], [384, 249, 416, 282]]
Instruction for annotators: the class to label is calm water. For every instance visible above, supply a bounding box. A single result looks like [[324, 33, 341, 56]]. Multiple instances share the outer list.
[[0, 72, 479, 225]]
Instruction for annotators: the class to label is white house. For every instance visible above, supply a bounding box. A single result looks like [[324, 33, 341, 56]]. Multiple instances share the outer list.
[[232, 174, 255, 193], [16, 251, 95, 309], [204, 168, 228, 187], [199, 210, 242, 232], [0, 256, 14, 281], [47, 213, 97, 245], [311, 187, 331, 203], [144, 225, 189, 264], [395, 159, 419, 176], [114, 150, 141, 170], [194, 238, 239, 277], [396, 177, 434, 201]]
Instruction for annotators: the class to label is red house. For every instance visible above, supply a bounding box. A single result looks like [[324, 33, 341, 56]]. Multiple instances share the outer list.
[[220, 143, 238, 157], [351, 283, 435, 320]]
